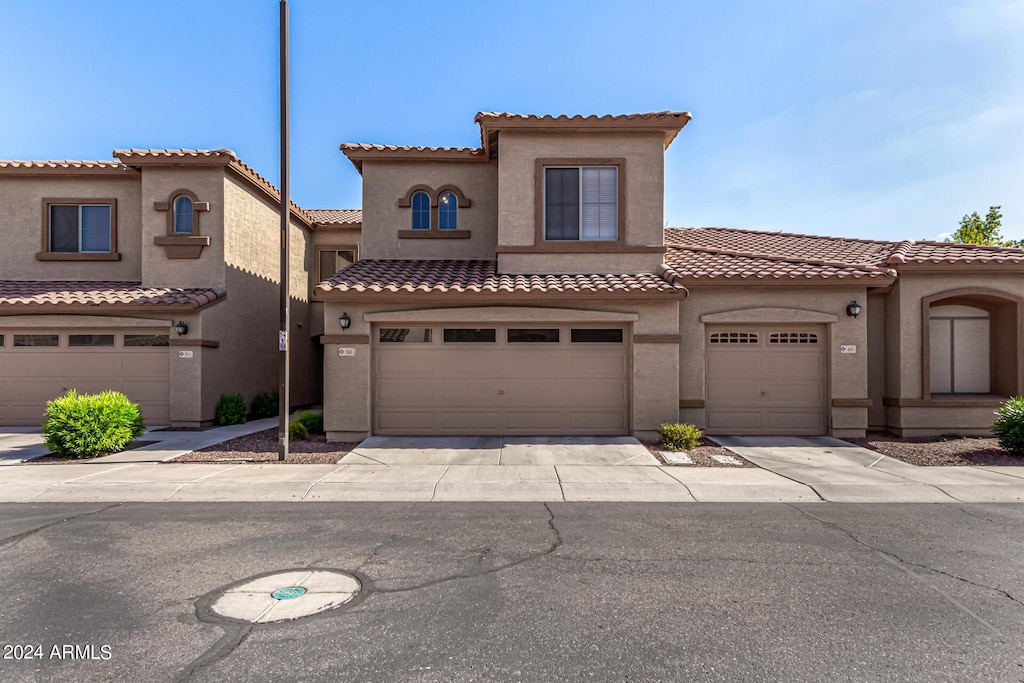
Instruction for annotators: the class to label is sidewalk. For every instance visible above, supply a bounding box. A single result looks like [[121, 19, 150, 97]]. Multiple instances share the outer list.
[[1, 430, 1022, 503]]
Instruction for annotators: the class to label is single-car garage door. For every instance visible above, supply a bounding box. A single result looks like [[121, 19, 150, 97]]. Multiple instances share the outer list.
[[705, 325, 826, 435], [0, 329, 170, 426], [373, 324, 629, 435]]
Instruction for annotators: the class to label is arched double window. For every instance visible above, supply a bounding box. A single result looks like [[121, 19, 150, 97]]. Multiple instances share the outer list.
[[411, 191, 430, 230], [438, 191, 457, 230], [173, 195, 194, 234]]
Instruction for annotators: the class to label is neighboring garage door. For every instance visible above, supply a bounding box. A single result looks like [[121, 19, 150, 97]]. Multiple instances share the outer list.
[[0, 329, 170, 426], [373, 325, 629, 435], [705, 325, 826, 435]]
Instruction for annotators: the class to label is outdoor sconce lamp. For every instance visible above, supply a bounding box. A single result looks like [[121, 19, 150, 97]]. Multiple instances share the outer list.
[[339, 313, 352, 330], [846, 301, 862, 318], [175, 321, 189, 336]]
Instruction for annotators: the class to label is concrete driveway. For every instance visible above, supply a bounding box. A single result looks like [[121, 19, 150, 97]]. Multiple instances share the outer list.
[[0, 428, 50, 465], [713, 435, 1024, 503], [339, 436, 660, 466]]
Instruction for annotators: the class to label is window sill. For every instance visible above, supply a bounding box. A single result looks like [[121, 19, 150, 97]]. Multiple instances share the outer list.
[[398, 230, 471, 239], [154, 235, 211, 259], [36, 252, 122, 261], [496, 244, 666, 254]]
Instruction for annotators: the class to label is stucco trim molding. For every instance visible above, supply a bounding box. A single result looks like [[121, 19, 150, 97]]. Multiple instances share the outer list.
[[153, 235, 212, 259], [633, 334, 681, 344], [883, 396, 1006, 408], [363, 307, 641, 324], [831, 398, 872, 408], [700, 307, 839, 324], [320, 334, 370, 345], [168, 338, 220, 348], [678, 399, 705, 408], [0, 315, 172, 328], [398, 230, 471, 239]]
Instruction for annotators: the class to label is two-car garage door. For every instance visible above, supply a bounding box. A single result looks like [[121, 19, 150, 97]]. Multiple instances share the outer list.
[[373, 325, 629, 435], [705, 325, 827, 435], [0, 329, 170, 426]]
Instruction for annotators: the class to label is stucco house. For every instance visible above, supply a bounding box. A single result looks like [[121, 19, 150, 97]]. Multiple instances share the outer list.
[[3, 110, 1023, 439], [0, 149, 361, 427]]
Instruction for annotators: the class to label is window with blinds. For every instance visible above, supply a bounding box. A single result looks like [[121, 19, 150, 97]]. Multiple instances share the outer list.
[[544, 166, 618, 241]]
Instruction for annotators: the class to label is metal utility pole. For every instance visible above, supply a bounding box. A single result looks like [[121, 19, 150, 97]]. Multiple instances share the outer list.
[[278, 0, 291, 461]]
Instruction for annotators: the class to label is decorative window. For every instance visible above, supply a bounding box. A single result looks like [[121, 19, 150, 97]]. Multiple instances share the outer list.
[[411, 191, 430, 230], [317, 248, 357, 282], [0, 334, 4, 347], [46, 203, 113, 253], [14, 334, 59, 347], [570, 329, 623, 343], [173, 196, 194, 234], [124, 334, 169, 347], [929, 305, 990, 393], [507, 328, 560, 343], [438, 191, 457, 230], [769, 332, 818, 344], [443, 328, 496, 343], [544, 166, 618, 241], [379, 328, 433, 343], [709, 332, 759, 344], [69, 334, 115, 347]]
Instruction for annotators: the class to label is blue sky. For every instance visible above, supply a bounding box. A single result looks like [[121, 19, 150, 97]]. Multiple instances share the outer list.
[[2, 0, 1021, 242]]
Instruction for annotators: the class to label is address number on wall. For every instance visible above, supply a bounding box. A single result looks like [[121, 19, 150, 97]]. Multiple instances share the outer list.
[[178, 350, 194, 359], [338, 348, 356, 357], [839, 345, 857, 354]]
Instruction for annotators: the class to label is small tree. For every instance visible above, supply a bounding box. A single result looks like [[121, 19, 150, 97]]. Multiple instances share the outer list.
[[947, 206, 1022, 247]]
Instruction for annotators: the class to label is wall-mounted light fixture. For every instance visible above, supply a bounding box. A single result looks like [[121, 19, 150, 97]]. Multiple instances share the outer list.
[[846, 301, 862, 318], [339, 313, 351, 330], [175, 321, 189, 336]]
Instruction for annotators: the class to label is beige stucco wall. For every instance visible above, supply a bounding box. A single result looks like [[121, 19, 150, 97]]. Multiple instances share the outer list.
[[0, 174, 143, 280], [867, 292, 887, 427], [359, 160, 497, 260], [677, 285, 872, 436], [495, 130, 665, 274], [320, 298, 679, 440], [497, 252, 664, 275], [140, 167, 227, 288]]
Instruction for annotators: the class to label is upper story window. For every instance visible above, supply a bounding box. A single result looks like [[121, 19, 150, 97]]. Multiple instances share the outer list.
[[173, 196, 194, 234], [317, 247, 357, 282], [47, 202, 113, 253], [411, 191, 430, 230], [544, 166, 618, 241], [438, 191, 458, 230]]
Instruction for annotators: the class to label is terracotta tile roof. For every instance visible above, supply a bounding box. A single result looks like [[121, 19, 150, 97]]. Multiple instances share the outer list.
[[114, 148, 238, 161], [665, 227, 894, 267], [664, 245, 896, 281], [0, 281, 227, 309], [340, 143, 484, 155], [306, 209, 363, 225], [317, 260, 687, 297], [890, 240, 1024, 264], [0, 159, 133, 174], [475, 111, 692, 124], [340, 143, 486, 173]]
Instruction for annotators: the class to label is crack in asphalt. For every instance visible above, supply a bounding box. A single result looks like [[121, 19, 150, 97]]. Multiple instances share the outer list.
[[357, 533, 398, 573], [173, 624, 253, 683], [787, 504, 1024, 634], [0, 502, 123, 550], [373, 503, 562, 596]]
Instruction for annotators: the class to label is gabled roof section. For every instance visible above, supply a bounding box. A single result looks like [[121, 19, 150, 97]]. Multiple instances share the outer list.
[[0, 159, 135, 175], [316, 260, 688, 299], [475, 110, 692, 157], [114, 148, 315, 227], [306, 208, 362, 226], [339, 143, 486, 174], [0, 281, 226, 311]]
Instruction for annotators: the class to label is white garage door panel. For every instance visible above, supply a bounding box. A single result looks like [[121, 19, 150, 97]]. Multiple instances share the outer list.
[[706, 325, 827, 436], [0, 329, 170, 426], [373, 324, 629, 436]]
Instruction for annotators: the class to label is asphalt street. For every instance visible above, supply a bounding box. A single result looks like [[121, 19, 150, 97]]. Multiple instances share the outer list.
[[0, 503, 1022, 682]]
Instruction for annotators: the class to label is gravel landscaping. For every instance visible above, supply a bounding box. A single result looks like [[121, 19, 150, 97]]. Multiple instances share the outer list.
[[846, 432, 1023, 467], [642, 439, 758, 467], [169, 428, 359, 464]]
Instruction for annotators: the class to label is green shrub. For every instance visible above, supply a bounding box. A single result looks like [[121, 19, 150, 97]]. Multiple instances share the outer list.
[[42, 390, 145, 458], [658, 422, 703, 451], [249, 390, 279, 419], [294, 411, 324, 434], [993, 396, 1024, 455], [288, 420, 309, 441], [215, 393, 247, 426]]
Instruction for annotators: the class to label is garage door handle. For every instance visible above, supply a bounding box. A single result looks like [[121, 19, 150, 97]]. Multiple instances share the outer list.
[[760, 391, 767, 396], [497, 390, 504, 395]]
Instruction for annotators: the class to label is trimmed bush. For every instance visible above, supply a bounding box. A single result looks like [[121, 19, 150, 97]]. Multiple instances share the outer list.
[[294, 411, 324, 434], [658, 422, 703, 451], [43, 390, 146, 458], [249, 390, 279, 419], [992, 396, 1024, 455], [215, 393, 247, 426], [288, 420, 309, 441]]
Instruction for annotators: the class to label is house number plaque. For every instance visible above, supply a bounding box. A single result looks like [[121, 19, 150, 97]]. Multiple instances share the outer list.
[[839, 345, 857, 354], [178, 350, 194, 359], [338, 348, 356, 357]]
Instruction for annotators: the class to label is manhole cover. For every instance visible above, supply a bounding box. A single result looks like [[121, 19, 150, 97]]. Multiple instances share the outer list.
[[207, 569, 361, 624], [272, 586, 307, 600]]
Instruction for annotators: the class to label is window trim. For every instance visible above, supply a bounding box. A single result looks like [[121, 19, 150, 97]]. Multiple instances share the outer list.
[[157, 189, 208, 237], [36, 198, 120, 261], [531, 158, 629, 253], [396, 184, 472, 239], [314, 244, 359, 284]]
